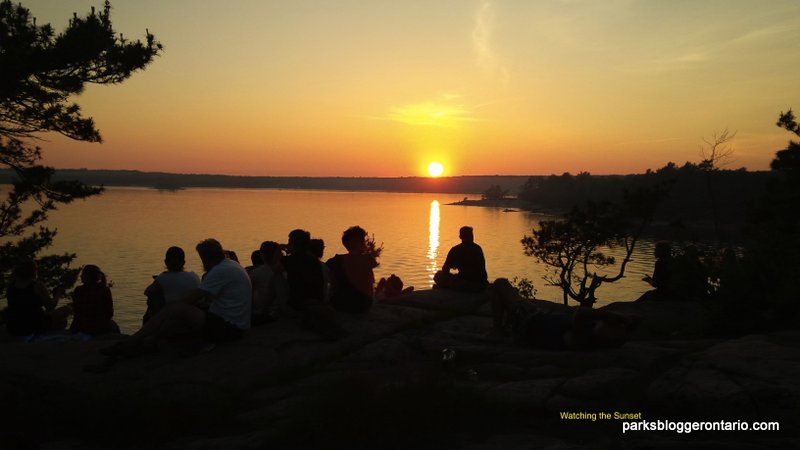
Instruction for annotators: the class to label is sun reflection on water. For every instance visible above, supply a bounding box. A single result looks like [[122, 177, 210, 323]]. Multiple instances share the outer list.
[[427, 200, 440, 286]]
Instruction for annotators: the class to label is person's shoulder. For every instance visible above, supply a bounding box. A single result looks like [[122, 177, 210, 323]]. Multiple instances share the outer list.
[[220, 258, 247, 273], [177, 270, 201, 280], [225, 259, 251, 279], [467, 241, 484, 252], [251, 264, 274, 279], [156, 270, 178, 281]]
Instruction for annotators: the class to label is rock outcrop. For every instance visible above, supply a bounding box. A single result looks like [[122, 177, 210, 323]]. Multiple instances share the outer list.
[[1, 290, 797, 449]]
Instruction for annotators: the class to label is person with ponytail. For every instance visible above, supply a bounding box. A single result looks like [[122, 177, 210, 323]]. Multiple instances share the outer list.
[[70, 265, 118, 335]]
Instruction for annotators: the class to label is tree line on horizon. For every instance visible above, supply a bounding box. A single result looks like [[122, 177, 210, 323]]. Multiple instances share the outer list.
[[516, 163, 771, 238]]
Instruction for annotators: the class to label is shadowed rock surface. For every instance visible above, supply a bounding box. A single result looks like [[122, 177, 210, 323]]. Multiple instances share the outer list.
[[2, 289, 798, 449]]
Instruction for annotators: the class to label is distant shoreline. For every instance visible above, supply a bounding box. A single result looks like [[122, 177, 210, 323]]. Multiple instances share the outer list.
[[0, 168, 531, 195], [445, 197, 561, 214]]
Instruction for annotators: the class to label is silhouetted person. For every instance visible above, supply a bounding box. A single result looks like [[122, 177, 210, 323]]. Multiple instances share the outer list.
[[638, 241, 674, 302], [671, 245, 708, 301], [5, 260, 71, 336], [70, 265, 119, 335], [251, 241, 286, 325], [144, 246, 201, 323], [326, 226, 377, 313], [283, 230, 344, 338], [434, 226, 488, 292], [224, 250, 240, 264], [282, 229, 325, 311], [309, 238, 331, 303], [103, 239, 251, 357], [491, 278, 639, 350], [245, 249, 263, 275]]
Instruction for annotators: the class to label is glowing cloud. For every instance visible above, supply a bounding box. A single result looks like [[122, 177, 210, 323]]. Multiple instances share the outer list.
[[473, 0, 509, 86], [387, 98, 476, 128]]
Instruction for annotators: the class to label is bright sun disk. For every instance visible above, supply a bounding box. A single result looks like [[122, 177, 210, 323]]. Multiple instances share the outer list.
[[427, 161, 444, 177]]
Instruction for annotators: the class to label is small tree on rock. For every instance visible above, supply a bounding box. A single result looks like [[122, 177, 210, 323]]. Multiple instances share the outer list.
[[522, 182, 672, 307]]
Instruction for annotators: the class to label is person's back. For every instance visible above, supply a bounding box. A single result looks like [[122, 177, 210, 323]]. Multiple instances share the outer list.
[[71, 284, 114, 334], [435, 226, 488, 292], [157, 271, 201, 304], [203, 258, 252, 330], [70, 265, 117, 335], [5, 260, 71, 336], [283, 252, 324, 309], [6, 280, 47, 336], [327, 253, 375, 313], [327, 226, 377, 313], [445, 241, 488, 284], [639, 241, 674, 302], [282, 230, 324, 311], [144, 246, 200, 323]]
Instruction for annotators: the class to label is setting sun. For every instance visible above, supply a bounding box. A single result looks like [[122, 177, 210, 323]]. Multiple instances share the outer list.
[[427, 162, 444, 177]]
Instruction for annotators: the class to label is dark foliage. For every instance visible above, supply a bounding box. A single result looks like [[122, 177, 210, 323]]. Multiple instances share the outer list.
[[522, 180, 673, 306], [0, 1, 161, 291], [481, 184, 509, 200], [737, 109, 800, 315], [518, 164, 770, 240]]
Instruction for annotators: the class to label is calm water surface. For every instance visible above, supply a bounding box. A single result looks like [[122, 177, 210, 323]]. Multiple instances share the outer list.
[[7, 188, 657, 333]]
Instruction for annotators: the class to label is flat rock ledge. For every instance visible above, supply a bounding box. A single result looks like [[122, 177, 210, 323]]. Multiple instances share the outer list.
[[2, 290, 798, 449]]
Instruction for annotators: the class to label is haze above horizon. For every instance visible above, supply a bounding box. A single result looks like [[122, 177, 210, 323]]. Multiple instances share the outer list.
[[26, 0, 800, 177]]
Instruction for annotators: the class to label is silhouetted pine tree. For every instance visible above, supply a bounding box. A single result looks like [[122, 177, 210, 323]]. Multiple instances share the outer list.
[[0, 1, 161, 291]]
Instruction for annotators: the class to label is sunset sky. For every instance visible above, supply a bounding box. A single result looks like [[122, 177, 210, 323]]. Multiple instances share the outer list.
[[25, 0, 800, 177]]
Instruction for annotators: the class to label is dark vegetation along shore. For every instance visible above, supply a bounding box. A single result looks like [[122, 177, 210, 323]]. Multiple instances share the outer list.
[[453, 163, 772, 240], [0, 168, 531, 195]]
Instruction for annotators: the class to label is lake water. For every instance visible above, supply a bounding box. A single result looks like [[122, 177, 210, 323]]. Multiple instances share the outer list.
[[5, 187, 657, 333]]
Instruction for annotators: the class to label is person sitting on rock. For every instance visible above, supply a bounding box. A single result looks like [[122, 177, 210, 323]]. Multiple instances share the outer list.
[[490, 278, 639, 350], [283, 229, 344, 338], [70, 264, 119, 335], [250, 241, 288, 325], [282, 229, 325, 312], [245, 249, 263, 275], [434, 226, 488, 292], [5, 260, 71, 337], [638, 241, 674, 302], [309, 238, 331, 304], [103, 238, 251, 357], [143, 246, 201, 323], [326, 226, 378, 313]]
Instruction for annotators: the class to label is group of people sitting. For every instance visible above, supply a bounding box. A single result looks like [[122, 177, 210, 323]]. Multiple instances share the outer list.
[[3, 225, 425, 349], [3, 224, 640, 355], [4, 261, 119, 337]]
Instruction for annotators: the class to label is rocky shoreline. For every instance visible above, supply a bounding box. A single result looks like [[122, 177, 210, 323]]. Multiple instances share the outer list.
[[2, 289, 798, 449]]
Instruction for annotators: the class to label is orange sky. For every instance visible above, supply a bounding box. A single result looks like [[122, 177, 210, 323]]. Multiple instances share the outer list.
[[24, 0, 800, 177]]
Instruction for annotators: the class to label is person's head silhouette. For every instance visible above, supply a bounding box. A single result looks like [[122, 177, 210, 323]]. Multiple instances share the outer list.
[[196, 239, 225, 272], [287, 229, 311, 254], [342, 226, 368, 254], [459, 226, 474, 243]]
